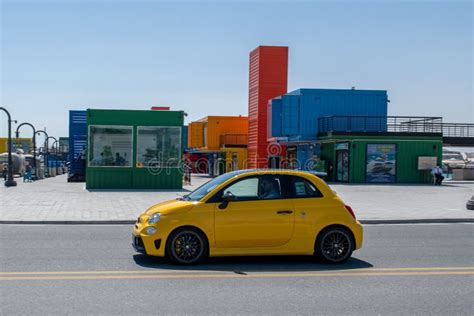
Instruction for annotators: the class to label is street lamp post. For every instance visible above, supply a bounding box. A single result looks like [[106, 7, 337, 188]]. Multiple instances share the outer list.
[[49, 138, 60, 174], [36, 130, 49, 177], [0, 107, 17, 187], [52, 140, 59, 155], [48, 137, 59, 153], [15, 122, 37, 180]]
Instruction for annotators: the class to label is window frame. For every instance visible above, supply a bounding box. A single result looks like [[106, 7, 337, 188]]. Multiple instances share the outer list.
[[88, 124, 134, 168]]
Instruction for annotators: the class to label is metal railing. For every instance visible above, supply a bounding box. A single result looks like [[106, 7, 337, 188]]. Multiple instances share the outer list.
[[219, 134, 248, 147], [441, 123, 474, 138], [318, 116, 444, 134]]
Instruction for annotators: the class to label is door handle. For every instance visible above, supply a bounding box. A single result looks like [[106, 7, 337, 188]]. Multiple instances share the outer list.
[[276, 210, 293, 215]]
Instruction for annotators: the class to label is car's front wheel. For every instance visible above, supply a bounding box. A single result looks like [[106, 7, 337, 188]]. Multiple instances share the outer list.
[[315, 227, 354, 263], [166, 228, 208, 265]]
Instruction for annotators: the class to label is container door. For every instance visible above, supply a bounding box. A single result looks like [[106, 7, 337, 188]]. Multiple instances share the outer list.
[[287, 147, 297, 169], [336, 150, 349, 182], [268, 156, 280, 169], [232, 153, 238, 171]]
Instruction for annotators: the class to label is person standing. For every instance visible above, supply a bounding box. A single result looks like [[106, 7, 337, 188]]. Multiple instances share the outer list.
[[24, 164, 32, 182], [327, 161, 334, 181], [2, 165, 7, 181], [184, 159, 192, 185]]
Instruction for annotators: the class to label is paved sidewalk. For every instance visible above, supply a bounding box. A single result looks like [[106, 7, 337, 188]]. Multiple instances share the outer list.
[[0, 174, 473, 223]]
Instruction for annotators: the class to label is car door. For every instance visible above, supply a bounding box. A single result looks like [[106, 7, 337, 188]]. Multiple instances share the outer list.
[[213, 175, 295, 248], [289, 176, 330, 231]]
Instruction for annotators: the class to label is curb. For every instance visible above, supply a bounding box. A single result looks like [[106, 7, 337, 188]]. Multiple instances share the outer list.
[[0, 218, 473, 225]]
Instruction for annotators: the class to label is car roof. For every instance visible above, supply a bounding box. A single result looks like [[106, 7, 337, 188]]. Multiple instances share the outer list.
[[228, 169, 316, 176]]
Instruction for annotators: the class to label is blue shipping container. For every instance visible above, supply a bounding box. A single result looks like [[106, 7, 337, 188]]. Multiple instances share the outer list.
[[268, 98, 282, 139], [269, 88, 388, 140], [182, 125, 188, 151], [68, 110, 87, 181]]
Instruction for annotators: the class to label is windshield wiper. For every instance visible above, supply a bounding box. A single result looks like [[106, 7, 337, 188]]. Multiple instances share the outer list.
[[177, 194, 190, 201]]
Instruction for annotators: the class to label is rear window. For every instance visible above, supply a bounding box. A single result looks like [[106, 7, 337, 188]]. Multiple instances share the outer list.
[[291, 177, 323, 198]]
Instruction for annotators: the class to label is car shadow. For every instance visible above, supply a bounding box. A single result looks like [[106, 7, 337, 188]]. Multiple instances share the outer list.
[[132, 254, 373, 273]]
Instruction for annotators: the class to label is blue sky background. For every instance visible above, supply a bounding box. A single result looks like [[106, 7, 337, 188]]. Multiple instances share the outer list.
[[1, 0, 472, 139]]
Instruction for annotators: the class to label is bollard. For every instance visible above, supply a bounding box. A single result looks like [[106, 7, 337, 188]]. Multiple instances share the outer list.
[[467, 196, 474, 210]]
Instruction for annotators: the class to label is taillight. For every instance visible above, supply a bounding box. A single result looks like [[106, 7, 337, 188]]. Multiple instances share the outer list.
[[345, 205, 356, 220]]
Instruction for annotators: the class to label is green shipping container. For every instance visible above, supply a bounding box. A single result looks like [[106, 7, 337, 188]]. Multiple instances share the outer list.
[[86, 109, 184, 189], [319, 135, 442, 184]]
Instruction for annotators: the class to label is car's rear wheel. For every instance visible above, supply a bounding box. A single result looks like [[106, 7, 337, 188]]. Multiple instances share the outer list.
[[166, 228, 208, 265], [315, 227, 354, 263]]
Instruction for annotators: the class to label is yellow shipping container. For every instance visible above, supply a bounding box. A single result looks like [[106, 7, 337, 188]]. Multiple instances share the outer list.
[[188, 122, 205, 148], [222, 148, 248, 172], [0, 137, 32, 154]]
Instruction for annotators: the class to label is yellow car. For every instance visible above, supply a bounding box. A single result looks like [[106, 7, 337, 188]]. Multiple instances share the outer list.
[[133, 169, 363, 264]]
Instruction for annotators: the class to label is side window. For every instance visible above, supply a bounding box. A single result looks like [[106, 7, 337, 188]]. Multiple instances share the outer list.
[[292, 177, 323, 198], [258, 175, 286, 200], [211, 175, 292, 202], [223, 177, 259, 200]]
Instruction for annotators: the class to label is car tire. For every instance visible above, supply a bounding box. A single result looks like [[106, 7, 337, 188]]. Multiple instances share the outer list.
[[315, 227, 354, 263], [166, 227, 208, 265]]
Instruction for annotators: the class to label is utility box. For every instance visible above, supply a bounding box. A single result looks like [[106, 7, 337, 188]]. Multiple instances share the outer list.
[[86, 109, 184, 189]]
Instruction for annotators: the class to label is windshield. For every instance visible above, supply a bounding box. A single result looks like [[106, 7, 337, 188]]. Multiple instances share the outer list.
[[443, 153, 463, 160], [181, 170, 246, 201]]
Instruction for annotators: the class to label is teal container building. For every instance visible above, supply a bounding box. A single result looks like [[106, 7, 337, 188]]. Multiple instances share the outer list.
[[86, 109, 184, 189]]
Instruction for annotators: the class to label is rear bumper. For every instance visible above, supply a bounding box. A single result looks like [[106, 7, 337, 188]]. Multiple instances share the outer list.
[[354, 221, 364, 250]]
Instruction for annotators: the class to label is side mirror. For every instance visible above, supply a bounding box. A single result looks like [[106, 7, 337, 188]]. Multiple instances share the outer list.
[[219, 192, 235, 209]]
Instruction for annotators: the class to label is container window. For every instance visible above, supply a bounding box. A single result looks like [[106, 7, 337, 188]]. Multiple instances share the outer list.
[[88, 125, 133, 167], [136, 126, 181, 167]]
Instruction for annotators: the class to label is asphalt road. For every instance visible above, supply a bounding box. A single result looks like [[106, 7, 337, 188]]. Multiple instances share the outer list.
[[0, 224, 473, 315]]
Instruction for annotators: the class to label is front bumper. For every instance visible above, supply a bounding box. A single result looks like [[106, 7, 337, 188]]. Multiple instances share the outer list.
[[132, 234, 146, 254], [132, 221, 166, 257]]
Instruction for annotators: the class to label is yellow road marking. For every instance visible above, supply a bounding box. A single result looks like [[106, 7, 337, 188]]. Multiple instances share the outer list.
[[0, 269, 473, 281], [0, 266, 472, 276], [0, 270, 204, 275]]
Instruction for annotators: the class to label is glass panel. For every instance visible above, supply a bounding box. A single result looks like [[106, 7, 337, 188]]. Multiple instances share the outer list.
[[292, 177, 323, 198], [89, 126, 133, 167], [137, 127, 181, 167], [224, 178, 258, 199]]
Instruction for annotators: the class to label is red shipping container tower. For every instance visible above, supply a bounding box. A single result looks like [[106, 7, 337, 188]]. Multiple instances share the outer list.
[[247, 46, 288, 168]]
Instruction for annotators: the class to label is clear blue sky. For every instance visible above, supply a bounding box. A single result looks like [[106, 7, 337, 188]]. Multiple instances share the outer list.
[[1, 0, 472, 139]]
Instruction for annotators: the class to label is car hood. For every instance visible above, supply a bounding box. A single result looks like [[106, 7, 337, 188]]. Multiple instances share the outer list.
[[144, 199, 195, 217]]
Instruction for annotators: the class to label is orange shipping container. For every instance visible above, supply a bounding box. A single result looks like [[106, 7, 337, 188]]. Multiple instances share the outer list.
[[204, 116, 248, 150]]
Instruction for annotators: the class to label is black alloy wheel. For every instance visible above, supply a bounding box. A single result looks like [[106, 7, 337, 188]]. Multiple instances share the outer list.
[[316, 228, 353, 263], [167, 228, 207, 265]]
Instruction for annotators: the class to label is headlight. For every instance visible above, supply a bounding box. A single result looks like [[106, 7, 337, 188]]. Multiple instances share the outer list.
[[148, 213, 161, 225]]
